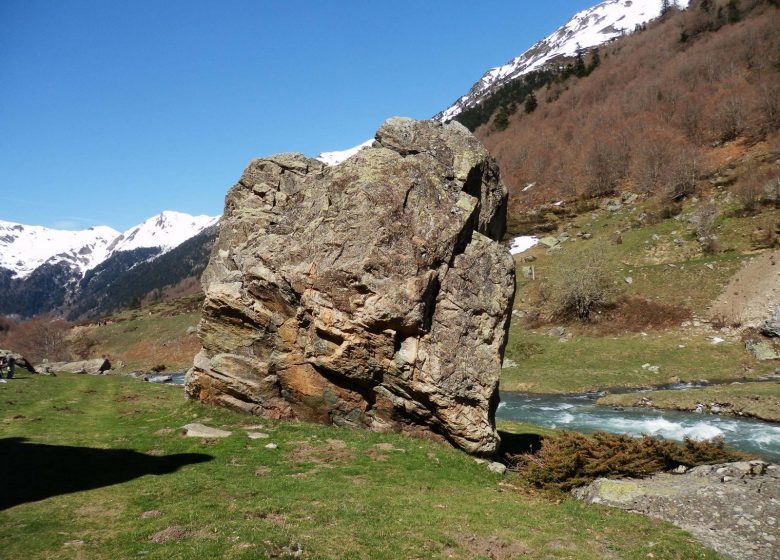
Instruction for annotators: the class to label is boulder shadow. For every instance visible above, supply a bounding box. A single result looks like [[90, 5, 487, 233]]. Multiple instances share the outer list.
[[0, 437, 212, 510], [497, 431, 544, 457]]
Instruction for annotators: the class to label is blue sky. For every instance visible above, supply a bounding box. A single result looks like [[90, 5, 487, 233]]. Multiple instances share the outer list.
[[1, 1, 594, 231]]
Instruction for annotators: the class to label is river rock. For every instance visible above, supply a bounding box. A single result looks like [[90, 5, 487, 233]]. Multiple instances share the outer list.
[[573, 461, 780, 560], [185, 117, 515, 456]]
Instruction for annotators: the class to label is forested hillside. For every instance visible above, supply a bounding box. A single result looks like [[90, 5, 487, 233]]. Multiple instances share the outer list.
[[471, 0, 779, 219]]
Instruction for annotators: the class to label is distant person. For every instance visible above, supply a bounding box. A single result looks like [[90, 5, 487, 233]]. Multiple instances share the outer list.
[[6, 355, 15, 379], [0, 355, 6, 381]]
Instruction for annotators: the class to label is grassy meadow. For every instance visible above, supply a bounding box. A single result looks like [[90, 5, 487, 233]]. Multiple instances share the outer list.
[[0, 372, 721, 560]]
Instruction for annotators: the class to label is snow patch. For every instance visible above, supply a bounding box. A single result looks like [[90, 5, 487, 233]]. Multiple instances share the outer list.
[[316, 139, 374, 166], [509, 235, 538, 255]]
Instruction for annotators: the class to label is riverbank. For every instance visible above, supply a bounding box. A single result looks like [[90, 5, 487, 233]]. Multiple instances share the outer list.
[[497, 391, 780, 462], [597, 381, 780, 423]]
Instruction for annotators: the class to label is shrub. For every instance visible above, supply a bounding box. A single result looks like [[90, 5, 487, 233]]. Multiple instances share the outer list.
[[544, 248, 619, 321], [511, 430, 746, 493]]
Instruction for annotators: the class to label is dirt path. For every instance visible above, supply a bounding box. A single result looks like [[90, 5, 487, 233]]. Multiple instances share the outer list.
[[708, 249, 780, 327]]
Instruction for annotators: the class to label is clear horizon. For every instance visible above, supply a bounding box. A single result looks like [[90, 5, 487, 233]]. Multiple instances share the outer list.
[[1, 0, 595, 231]]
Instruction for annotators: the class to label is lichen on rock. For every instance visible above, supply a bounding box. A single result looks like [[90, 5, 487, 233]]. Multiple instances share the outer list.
[[185, 117, 515, 455]]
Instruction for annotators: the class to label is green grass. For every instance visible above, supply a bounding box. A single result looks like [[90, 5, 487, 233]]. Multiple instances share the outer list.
[[0, 373, 721, 559], [501, 324, 775, 394], [598, 381, 780, 422]]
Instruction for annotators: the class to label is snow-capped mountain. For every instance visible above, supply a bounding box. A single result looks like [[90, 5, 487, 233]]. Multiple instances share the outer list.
[[435, 0, 690, 122], [105, 211, 219, 257], [0, 220, 120, 278], [0, 211, 219, 280]]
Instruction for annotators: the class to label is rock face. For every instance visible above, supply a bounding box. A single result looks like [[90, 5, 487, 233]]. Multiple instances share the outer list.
[[185, 117, 515, 455], [573, 461, 780, 560]]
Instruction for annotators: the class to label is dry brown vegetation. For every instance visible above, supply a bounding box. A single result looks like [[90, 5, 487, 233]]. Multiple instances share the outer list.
[[512, 431, 745, 493], [479, 0, 780, 216], [0, 315, 71, 363]]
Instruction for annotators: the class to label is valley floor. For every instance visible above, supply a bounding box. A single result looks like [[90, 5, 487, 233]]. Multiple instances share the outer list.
[[0, 373, 721, 560]]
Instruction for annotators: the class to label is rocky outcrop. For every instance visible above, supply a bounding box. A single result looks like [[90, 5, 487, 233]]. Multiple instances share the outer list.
[[573, 461, 780, 560], [36, 358, 111, 375], [0, 349, 35, 373], [185, 117, 515, 455]]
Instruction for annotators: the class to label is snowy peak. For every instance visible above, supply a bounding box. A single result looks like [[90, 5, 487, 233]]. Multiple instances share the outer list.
[[0, 220, 119, 278], [106, 211, 219, 256], [0, 211, 219, 279], [435, 0, 690, 122]]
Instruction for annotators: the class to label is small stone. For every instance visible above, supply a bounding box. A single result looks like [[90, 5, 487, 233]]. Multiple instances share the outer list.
[[264, 443, 278, 450], [624, 276, 633, 284], [181, 423, 232, 438], [141, 510, 162, 519], [246, 432, 270, 439], [672, 465, 688, 474], [487, 462, 507, 475]]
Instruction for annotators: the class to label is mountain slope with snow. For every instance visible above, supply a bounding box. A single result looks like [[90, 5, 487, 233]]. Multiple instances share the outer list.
[[435, 0, 690, 122], [0, 220, 120, 279], [105, 211, 219, 257], [0, 211, 219, 280]]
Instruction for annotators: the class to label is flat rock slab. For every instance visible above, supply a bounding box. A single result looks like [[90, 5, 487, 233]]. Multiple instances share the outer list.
[[573, 461, 780, 560], [246, 431, 270, 439], [181, 423, 232, 438]]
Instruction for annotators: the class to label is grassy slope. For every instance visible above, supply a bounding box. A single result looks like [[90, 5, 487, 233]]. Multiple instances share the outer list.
[[0, 373, 719, 560], [501, 325, 774, 394], [502, 195, 779, 394], [598, 381, 780, 422]]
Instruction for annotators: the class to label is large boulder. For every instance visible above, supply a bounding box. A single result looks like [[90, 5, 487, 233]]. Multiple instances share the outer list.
[[185, 117, 515, 455], [36, 358, 111, 375], [0, 349, 35, 373]]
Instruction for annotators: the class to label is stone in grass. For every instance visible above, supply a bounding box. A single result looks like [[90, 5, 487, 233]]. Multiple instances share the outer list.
[[246, 432, 270, 439], [141, 510, 162, 519], [181, 423, 232, 438], [488, 462, 507, 475], [265, 443, 278, 449]]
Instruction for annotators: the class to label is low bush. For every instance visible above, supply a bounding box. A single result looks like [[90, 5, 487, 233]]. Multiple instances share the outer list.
[[511, 430, 746, 493], [543, 248, 619, 321]]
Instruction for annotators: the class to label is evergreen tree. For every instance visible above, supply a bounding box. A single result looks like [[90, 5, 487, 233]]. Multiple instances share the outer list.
[[726, 0, 740, 22], [524, 92, 538, 114], [574, 44, 587, 77], [661, 0, 672, 15]]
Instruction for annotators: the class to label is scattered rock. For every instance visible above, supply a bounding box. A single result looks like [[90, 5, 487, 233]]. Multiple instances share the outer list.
[[141, 510, 162, 519], [746, 340, 780, 361], [264, 443, 278, 450], [488, 462, 507, 475], [185, 326, 198, 335], [641, 363, 660, 373], [539, 236, 560, 248], [573, 461, 780, 560], [246, 431, 270, 440], [185, 117, 515, 456], [548, 327, 566, 338], [624, 276, 633, 284], [181, 423, 232, 438]]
